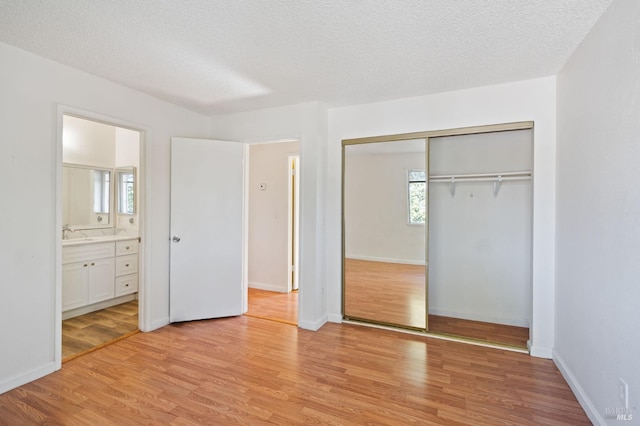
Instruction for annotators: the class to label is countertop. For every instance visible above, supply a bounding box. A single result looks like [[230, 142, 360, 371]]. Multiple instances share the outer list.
[[62, 235, 139, 247]]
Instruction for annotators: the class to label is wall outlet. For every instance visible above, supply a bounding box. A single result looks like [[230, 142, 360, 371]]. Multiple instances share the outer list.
[[619, 378, 629, 410]]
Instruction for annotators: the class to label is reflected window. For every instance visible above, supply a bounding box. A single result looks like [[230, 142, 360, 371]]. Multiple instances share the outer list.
[[92, 170, 110, 214], [408, 170, 425, 224], [118, 171, 135, 214]]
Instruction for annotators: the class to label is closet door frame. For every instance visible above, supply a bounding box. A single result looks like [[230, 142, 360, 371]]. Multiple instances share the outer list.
[[341, 121, 534, 340]]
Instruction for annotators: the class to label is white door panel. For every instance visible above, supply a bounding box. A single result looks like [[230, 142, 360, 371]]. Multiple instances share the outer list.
[[170, 138, 244, 322]]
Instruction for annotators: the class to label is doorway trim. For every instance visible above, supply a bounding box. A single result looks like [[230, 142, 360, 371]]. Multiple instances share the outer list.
[[288, 155, 300, 292], [55, 105, 149, 369]]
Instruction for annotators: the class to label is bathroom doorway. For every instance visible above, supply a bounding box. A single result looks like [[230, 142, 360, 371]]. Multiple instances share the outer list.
[[244, 141, 300, 325], [58, 111, 144, 361]]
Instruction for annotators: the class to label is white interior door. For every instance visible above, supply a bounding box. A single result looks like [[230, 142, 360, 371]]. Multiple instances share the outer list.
[[170, 138, 244, 322]]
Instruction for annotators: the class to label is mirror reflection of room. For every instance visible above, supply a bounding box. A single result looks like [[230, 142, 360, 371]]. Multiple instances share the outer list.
[[427, 129, 532, 348], [61, 115, 141, 361], [343, 139, 427, 329]]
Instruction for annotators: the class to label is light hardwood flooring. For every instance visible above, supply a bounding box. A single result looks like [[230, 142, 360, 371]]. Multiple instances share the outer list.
[[429, 314, 529, 349], [62, 300, 139, 361], [245, 287, 298, 325], [0, 315, 588, 424], [345, 258, 529, 348], [344, 258, 426, 329]]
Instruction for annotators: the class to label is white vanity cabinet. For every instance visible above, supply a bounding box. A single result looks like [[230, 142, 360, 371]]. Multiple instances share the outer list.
[[62, 237, 139, 318], [62, 243, 115, 311], [115, 239, 139, 296]]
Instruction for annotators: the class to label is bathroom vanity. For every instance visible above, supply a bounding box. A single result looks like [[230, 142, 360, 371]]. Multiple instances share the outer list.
[[62, 235, 139, 320]]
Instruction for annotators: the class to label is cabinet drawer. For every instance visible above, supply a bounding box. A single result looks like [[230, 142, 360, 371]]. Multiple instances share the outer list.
[[115, 254, 138, 276], [115, 273, 138, 296], [63, 242, 115, 264], [116, 240, 139, 256]]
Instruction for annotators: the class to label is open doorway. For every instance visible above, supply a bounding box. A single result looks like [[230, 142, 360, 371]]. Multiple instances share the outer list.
[[60, 114, 142, 361], [244, 141, 300, 325]]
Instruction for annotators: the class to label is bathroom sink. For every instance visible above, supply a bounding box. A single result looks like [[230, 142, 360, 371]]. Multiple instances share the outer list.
[[62, 237, 97, 246]]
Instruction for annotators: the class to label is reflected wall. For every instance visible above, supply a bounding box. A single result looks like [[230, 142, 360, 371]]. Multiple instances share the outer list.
[[342, 139, 427, 329]]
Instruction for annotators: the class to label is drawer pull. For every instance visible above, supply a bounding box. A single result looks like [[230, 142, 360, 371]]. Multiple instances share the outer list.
[[125, 284, 129, 287], [91, 262, 95, 266], [125, 263, 130, 267], [126, 246, 130, 250], [83, 264, 88, 267]]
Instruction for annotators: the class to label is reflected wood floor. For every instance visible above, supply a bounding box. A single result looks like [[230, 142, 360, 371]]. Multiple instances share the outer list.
[[62, 300, 139, 361], [0, 316, 589, 425], [245, 288, 298, 325], [345, 258, 529, 348], [429, 315, 529, 349], [344, 258, 426, 328]]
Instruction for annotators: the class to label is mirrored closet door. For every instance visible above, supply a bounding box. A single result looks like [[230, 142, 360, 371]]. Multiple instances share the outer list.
[[427, 129, 532, 348], [342, 138, 428, 330], [342, 123, 534, 349]]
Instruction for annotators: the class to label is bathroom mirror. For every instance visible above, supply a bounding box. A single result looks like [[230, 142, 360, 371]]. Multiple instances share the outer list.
[[116, 166, 136, 214], [62, 164, 112, 228], [342, 138, 428, 330]]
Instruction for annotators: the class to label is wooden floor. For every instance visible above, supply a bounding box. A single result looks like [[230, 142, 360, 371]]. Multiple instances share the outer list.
[[429, 314, 529, 349], [245, 288, 298, 325], [62, 300, 139, 361], [344, 258, 426, 328], [345, 258, 529, 348], [0, 316, 588, 424]]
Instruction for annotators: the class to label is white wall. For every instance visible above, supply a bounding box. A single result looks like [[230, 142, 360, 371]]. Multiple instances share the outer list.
[[327, 77, 557, 357], [115, 127, 140, 234], [0, 42, 209, 394], [555, 0, 640, 423], [429, 130, 532, 327], [248, 141, 299, 292], [209, 102, 328, 330], [62, 115, 115, 167], [115, 127, 139, 167], [344, 151, 426, 264]]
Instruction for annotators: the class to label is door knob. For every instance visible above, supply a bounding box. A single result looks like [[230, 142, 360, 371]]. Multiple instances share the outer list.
[[172, 236, 181, 242]]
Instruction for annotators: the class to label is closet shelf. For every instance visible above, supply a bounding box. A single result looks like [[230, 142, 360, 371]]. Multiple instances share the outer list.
[[428, 171, 531, 197], [428, 171, 531, 182]]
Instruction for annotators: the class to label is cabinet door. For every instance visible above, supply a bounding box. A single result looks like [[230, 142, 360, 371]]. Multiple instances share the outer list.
[[88, 257, 116, 304], [62, 262, 89, 311]]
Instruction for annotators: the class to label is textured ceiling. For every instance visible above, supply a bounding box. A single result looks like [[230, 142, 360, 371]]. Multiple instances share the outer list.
[[0, 0, 613, 115]]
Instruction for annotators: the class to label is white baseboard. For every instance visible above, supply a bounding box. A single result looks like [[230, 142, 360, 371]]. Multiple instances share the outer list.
[[528, 344, 553, 359], [428, 307, 530, 328], [0, 361, 58, 395], [553, 349, 605, 425], [299, 315, 328, 331], [345, 255, 426, 266], [147, 316, 170, 332], [248, 281, 288, 293], [328, 313, 343, 323]]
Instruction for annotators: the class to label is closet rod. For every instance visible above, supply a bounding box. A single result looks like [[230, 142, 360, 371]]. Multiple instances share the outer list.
[[429, 176, 531, 183], [428, 171, 531, 180]]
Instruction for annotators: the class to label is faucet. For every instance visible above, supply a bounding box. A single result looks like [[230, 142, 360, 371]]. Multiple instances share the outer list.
[[62, 224, 72, 240]]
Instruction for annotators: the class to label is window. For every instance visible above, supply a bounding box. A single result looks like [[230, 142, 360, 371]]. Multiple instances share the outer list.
[[408, 170, 426, 224], [118, 171, 135, 214]]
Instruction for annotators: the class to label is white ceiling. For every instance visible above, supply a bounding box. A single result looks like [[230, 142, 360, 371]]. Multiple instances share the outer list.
[[0, 0, 612, 116]]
